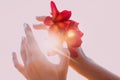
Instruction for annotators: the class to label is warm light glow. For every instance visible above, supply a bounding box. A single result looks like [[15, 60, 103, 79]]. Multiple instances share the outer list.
[[35, 31, 67, 64], [35, 31, 61, 64], [39, 32, 60, 54], [44, 36, 62, 64], [44, 36, 59, 51], [67, 30, 75, 37]]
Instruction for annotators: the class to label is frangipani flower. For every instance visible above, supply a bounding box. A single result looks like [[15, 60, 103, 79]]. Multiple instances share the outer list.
[[34, 1, 83, 57]]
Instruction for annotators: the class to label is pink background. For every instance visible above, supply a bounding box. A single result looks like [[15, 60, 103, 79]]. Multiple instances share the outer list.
[[0, 0, 120, 80]]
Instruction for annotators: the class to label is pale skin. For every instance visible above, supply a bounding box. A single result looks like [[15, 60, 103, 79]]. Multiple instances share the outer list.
[[12, 24, 70, 80], [69, 48, 120, 80], [33, 16, 120, 80], [12, 16, 120, 80]]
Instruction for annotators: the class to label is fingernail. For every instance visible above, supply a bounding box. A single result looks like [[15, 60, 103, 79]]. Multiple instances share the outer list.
[[24, 23, 28, 29], [12, 52, 15, 57]]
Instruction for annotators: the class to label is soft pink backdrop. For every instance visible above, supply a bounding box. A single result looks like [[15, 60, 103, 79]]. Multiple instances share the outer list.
[[0, 0, 120, 80]]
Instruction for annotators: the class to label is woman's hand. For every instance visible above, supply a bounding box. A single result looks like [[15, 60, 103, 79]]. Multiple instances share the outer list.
[[12, 24, 69, 80], [69, 47, 120, 80], [33, 16, 120, 80]]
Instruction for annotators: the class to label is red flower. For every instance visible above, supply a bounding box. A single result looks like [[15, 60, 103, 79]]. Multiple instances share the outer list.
[[44, 1, 72, 32], [34, 1, 83, 57]]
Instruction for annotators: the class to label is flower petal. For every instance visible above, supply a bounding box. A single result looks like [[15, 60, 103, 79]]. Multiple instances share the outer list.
[[66, 30, 83, 47], [65, 20, 79, 31], [51, 1, 59, 19], [56, 22, 67, 29], [56, 10, 71, 21], [49, 24, 59, 33]]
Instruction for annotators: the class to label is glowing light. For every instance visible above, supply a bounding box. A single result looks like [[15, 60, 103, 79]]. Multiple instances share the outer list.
[[67, 30, 75, 38], [36, 31, 61, 64], [44, 35, 59, 51], [35, 31, 67, 64]]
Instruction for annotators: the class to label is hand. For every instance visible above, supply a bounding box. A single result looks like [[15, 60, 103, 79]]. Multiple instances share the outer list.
[[12, 24, 70, 80], [34, 16, 120, 80], [69, 47, 120, 80]]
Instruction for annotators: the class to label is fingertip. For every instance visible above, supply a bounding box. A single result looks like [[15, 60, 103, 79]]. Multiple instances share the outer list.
[[12, 52, 16, 57], [24, 23, 35, 42], [33, 24, 39, 29], [12, 52, 18, 64], [24, 23, 28, 29], [24, 23, 31, 32], [36, 16, 46, 21], [33, 24, 48, 30]]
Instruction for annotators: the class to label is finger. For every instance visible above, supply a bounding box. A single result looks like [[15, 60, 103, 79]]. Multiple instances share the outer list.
[[24, 23, 47, 60], [36, 16, 46, 22], [12, 52, 25, 75], [53, 48, 70, 70], [24, 23, 37, 48], [20, 37, 27, 64], [12, 52, 30, 79], [33, 24, 48, 30], [59, 48, 70, 69], [24, 23, 39, 56], [47, 52, 56, 56]]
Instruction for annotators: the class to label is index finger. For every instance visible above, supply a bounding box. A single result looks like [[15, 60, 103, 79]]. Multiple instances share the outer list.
[[24, 23, 47, 59], [24, 23, 36, 47], [51, 48, 70, 70]]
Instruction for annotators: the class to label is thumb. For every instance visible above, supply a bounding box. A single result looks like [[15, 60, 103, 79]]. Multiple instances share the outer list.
[[54, 48, 70, 71]]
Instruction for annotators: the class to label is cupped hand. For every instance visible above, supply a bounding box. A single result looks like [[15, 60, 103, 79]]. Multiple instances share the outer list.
[[12, 24, 69, 80], [33, 16, 87, 62]]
